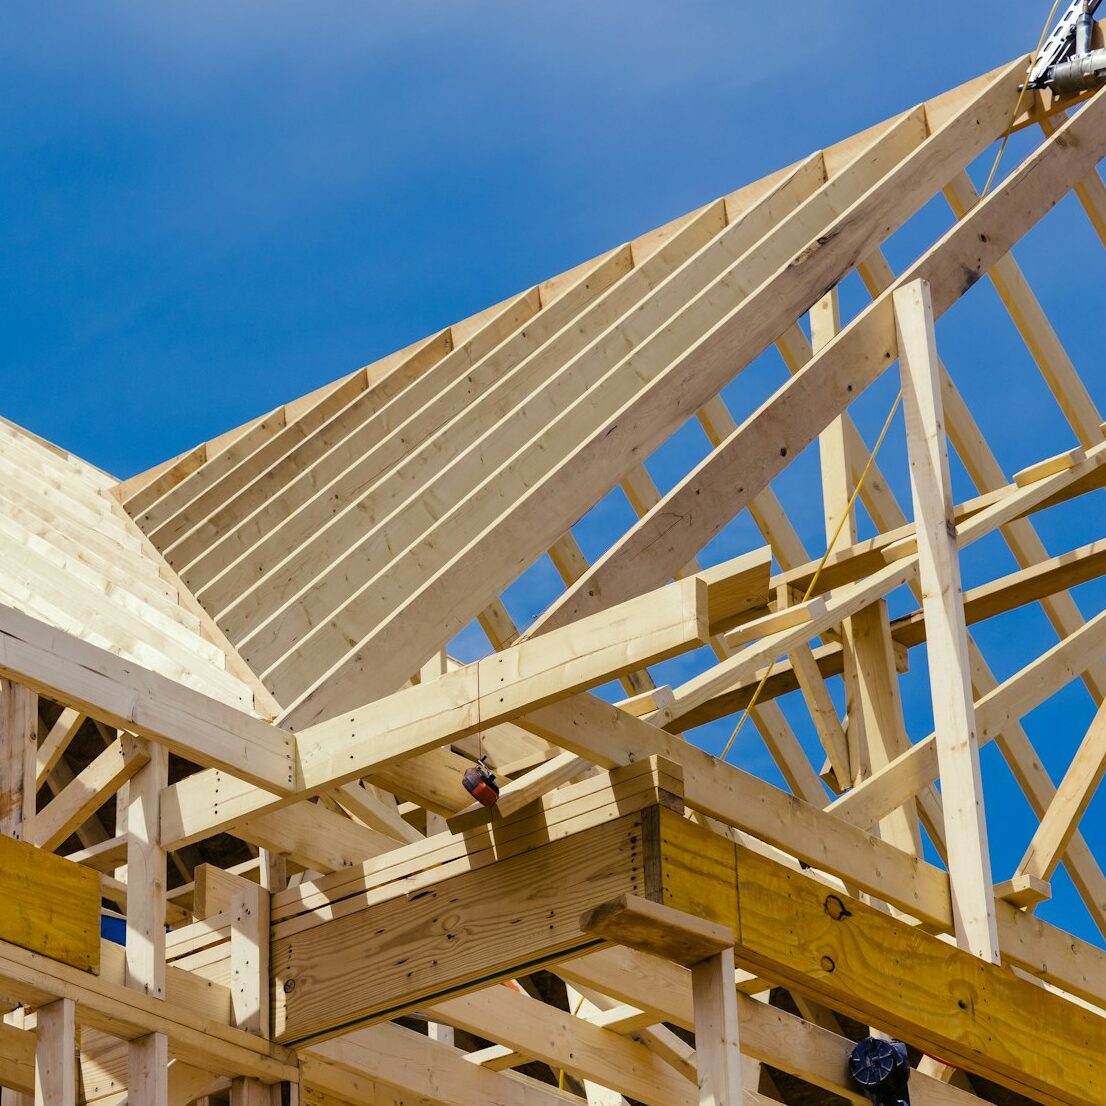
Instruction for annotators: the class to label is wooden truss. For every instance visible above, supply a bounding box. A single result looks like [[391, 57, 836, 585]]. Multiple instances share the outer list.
[[3, 26, 1106, 1106]]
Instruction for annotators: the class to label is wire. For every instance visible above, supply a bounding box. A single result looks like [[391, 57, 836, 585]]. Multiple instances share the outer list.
[[981, 0, 1065, 199], [720, 387, 905, 763]]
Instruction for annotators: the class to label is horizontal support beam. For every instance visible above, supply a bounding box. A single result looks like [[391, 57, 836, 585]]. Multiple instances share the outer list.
[[0, 603, 298, 794], [162, 561, 757, 845], [0, 936, 296, 1081], [586, 810, 1106, 1106]]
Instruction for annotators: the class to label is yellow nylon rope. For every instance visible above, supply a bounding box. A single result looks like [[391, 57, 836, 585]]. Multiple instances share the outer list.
[[981, 0, 1065, 199], [721, 387, 904, 762]]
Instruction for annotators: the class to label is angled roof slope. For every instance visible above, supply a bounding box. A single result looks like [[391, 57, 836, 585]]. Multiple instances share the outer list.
[[3, 28, 1106, 1106], [0, 416, 262, 712]]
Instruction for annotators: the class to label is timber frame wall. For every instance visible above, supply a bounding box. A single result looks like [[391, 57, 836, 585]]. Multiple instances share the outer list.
[[3, 27, 1106, 1106]]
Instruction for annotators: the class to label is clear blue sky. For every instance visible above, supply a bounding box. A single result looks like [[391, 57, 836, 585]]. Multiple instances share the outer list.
[[4, 3, 1106, 946]]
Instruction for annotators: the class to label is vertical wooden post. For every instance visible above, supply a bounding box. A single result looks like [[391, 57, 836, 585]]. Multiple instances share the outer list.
[[129, 1034, 168, 1106], [225, 864, 274, 1102], [230, 1077, 270, 1106], [897, 278, 1000, 963], [34, 999, 75, 1106], [812, 289, 869, 792], [3, 683, 40, 1106], [231, 879, 270, 1037], [126, 740, 169, 1103], [0, 682, 38, 840], [424, 811, 455, 1047], [691, 948, 743, 1106], [1, 1008, 32, 1106]]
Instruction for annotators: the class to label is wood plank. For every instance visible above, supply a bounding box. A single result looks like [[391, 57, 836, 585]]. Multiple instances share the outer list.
[[34, 708, 84, 790], [0, 834, 99, 973], [271, 809, 653, 1044], [0, 681, 37, 840], [532, 76, 1106, 640], [827, 605, 1106, 834], [303, 1021, 581, 1106], [0, 602, 298, 794], [271, 99, 961, 725], [1017, 698, 1106, 881], [0, 936, 296, 1080], [35, 998, 75, 1106], [25, 736, 150, 851], [691, 948, 744, 1106], [727, 841, 1106, 1106], [897, 278, 998, 961]]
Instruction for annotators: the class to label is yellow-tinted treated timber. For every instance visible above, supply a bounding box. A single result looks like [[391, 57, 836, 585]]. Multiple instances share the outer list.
[[732, 843, 1106, 1106], [0, 834, 99, 973]]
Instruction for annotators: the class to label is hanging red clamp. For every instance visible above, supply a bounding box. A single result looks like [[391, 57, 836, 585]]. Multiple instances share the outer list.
[[462, 757, 500, 807]]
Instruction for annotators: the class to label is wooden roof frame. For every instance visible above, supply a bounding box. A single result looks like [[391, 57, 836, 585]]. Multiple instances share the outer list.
[[1, 27, 1106, 1106]]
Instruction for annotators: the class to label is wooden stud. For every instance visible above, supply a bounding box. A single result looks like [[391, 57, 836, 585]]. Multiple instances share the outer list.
[[690, 948, 743, 1106], [898, 278, 999, 962], [34, 998, 75, 1106], [0, 681, 36, 841]]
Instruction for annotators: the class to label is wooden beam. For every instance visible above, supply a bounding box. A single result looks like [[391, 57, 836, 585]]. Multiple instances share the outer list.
[[897, 278, 998, 962], [560, 945, 990, 1106], [0, 935, 295, 1079], [162, 569, 715, 844], [0, 603, 298, 794], [25, 735, 149, 851], [126, 740, 168, 1106], [533, 79, 1106, 637], [34, 998, 75, 1106], [303, 1021, 581, 1106], [1017, 698, 1106, 881], [128, 1034, 169, 1106], [34, 709, 83, 790], [0, 681, 36, 840], [273, 66, 1020, 729], [591, 812, 1106, 1106], [691, 948, 743, 1106], [827, 605, 1106, 836], [429, 985, 698, 1106]]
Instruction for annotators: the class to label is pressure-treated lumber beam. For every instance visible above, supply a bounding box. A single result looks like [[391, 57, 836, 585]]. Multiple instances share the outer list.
[[897, 278, 998, 962], [585, 812, 1106, 1106], [0, 603, 297, 793], [534, 79, 1106, 636]]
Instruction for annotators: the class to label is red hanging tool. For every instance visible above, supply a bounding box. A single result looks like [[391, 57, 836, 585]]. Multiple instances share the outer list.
[[462, 757, 500, 807]]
